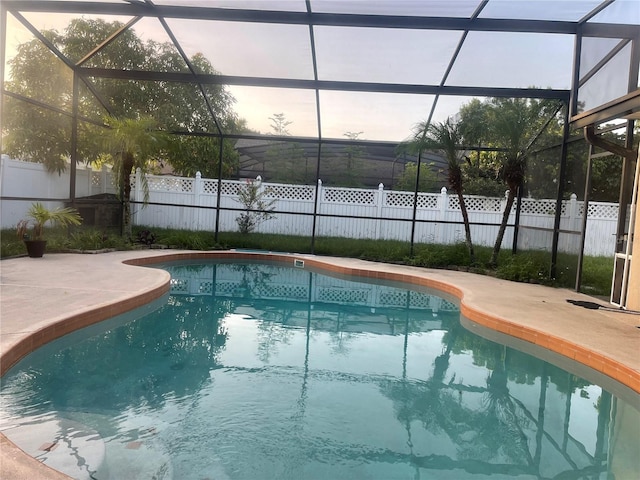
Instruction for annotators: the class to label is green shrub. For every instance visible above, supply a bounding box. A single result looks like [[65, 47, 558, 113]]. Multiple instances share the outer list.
[[496, 253, 550, 283], [409, 242, 471, 268], [155, 229, 217, 250]]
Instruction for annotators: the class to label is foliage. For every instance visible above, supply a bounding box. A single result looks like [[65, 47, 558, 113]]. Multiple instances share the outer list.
[[458, 97, 563, 266], [269, 113, 292, 136], [495, 253, 550, 283], [461, 174, 507, 197], [153, 229, 215, 250], [337, 131, 366, 187], [16, 202, 82, 241], [2, 226, 128, 257], [136, 229, 156, 246], [165, 136, 239, 179], [405, 118, 476, 264], [3, 18, 240, 176], [0, 226, 614, 295], [394, 161, 439, 192], [578, 256, 615, 296], [235, 179, 277, 234], [263, 113, 310, 184], [68, 229, 125, 251], [408, 242, 473, 268], [314, 237, 412, 261], [98, 115, 167, 238]]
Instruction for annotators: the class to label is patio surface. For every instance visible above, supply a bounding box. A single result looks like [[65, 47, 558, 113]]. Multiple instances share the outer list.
[[1, 250, 639, 479]]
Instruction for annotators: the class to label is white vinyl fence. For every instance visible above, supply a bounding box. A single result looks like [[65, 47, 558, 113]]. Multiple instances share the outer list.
[[0, 156, 618, 256], [0, 155, 116, 228]]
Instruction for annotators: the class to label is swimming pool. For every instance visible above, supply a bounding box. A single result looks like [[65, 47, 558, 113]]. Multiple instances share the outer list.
[[1, 260, 638, 479]]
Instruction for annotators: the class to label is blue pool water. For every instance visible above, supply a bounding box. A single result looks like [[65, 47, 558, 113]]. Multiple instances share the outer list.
[[1, 261, 638, 479]]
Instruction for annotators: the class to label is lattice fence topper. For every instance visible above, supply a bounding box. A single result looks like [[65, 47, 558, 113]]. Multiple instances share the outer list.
[[417, 194, 440, 209], [202, 179, 218, 195], [323, 187, 376, 205], [91, 171, 102, 187], [170, 277, 189, 293], [378, 289, 434, 308], [198, 281, 213, 295], [148, 176, 194, 193], [386, 192, 440, 209], [587, 202, 620, 219], [385, 191, 416, 208], [318, 287, 371, 304], [265, 184, 315, 201], [220, 181, 242, 196], [454, 195, 505, 212], [251, 283, 309, 299], [211, 281, 238, 295], [520, 198, 557, 215]]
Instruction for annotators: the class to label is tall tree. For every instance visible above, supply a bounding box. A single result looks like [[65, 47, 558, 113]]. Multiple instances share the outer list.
[[3, 18, 240, 177], [339, 131, 366, 187], [265, 113, 307, 183], [484, 98, 557, 266], [3, 30, 73, 173]]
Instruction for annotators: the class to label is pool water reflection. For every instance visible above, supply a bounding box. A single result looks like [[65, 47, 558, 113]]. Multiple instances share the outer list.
[[1, 261, 638, 479]]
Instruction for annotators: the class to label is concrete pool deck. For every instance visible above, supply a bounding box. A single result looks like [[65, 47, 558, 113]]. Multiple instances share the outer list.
[[1, 250, 639, 479]]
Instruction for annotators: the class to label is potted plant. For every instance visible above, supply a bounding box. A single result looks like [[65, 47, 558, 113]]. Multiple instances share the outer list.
[[16, 202, 82, 257]]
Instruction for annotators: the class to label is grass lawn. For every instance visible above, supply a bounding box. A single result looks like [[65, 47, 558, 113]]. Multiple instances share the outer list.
[[1, 225, 613, 297]]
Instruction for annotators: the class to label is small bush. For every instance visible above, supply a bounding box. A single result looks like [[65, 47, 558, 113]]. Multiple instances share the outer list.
[[136, 229, 156, 246]]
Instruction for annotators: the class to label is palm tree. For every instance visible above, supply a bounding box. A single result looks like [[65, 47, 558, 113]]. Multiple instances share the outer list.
[[99, 115, 166, 238], [414, 118, 475, 264], [486, 99, 547, 267]]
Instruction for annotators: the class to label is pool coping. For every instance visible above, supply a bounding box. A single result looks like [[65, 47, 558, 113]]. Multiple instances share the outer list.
[[1, 250, 639, 479]]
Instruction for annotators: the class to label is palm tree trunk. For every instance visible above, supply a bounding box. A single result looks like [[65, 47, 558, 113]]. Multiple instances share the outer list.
[[457, 191, 475, 264], [490, 188, 516, 267], [122, 152, 134, 240]]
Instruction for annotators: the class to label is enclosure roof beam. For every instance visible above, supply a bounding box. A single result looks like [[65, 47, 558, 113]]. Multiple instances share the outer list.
[[571, 89, 640, 128], [3, 1, 638, 38], [2, 89, 106, 127], [78, 67, 571, 101]]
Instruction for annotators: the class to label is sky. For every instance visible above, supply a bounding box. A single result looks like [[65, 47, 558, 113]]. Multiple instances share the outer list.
[[3, 0, 639, 141]]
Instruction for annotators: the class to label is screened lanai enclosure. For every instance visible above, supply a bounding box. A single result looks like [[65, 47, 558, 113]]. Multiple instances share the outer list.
[[1, 0, 639, 306]]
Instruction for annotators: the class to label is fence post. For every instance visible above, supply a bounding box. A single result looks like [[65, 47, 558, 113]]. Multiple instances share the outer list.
[[132, 167, 142, 226], [315, 179, 323, 236], [375, 183, 384, 239], [563, 193, 578, 252], [86, 164, 92, 197], [194, 171, 202, 230], [0, 155, 6, 199], [437, 187, 447, 243], [569, 193, 578, 231]]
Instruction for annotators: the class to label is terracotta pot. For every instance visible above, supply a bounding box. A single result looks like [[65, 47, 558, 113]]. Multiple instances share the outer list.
[[24, 240, 47, 258]]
